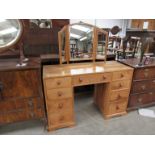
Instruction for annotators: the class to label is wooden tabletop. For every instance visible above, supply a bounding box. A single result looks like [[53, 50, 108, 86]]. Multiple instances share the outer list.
[[43, 61, 133, 79], [118, 57, 155, 68]]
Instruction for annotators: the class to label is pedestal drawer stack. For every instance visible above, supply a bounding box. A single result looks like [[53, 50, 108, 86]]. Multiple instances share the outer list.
[[100, 70, 133, 118], [44, 77, 75, 131]]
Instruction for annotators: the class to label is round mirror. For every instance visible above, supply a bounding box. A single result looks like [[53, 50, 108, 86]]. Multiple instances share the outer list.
[[0, 19, 23, 52]]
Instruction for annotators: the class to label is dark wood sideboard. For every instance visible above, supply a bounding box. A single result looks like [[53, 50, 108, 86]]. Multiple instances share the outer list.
[[118, 58, 155, 110], [0, 57, 45, 125]]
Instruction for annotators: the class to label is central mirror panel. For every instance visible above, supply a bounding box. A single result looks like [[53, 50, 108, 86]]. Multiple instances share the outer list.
[[69, 23, 94, 62]]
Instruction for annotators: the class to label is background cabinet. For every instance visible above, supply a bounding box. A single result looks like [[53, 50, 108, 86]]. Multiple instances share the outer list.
[[0, 58, 45, 125]]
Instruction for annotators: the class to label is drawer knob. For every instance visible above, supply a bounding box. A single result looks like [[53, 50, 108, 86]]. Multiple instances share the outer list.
[[103, 76, 106, 80], [144, 72, 148, 77], [117, 94, 121, 99], [149, 92, 153, 95], [58, 103, 63, 109], [58, 92, 62, 97], [119, 83, 122, 88], [138, 98, 142, 103], [79, 78, 83, 83], [57, 81, 61, 85], [120, 74, 124, 78], [116, 105, 119, 110], [59, 116, 64, 121], [141, 85, 146, 90]]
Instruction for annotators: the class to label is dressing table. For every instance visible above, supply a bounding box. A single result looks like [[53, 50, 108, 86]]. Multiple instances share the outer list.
[[43, 22, 134, 131]]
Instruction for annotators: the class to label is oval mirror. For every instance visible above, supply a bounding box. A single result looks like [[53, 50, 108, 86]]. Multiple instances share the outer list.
[[0, 19, 23, 52]]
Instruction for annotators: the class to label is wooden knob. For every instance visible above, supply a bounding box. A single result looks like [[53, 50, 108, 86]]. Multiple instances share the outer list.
[[79, 78, 83, 82], [58, 103, 63, 109], [119, 83, 122, 88], [138, 98, 142, 103], [144, 72, 148, 77], [59, 116, 64, 121], [57, 81, 61, 85], [116, 105, 119, 110], [58, 92, 62, 97], [117, 94, 121, 99], [103, 76, 106, 80], [120, 74, 124, 78], [141, 85, 146, 90], [149, 92, 153, 95]]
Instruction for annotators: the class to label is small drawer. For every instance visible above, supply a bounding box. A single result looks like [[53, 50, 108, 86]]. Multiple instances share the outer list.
[[72, 73, 111, 86], [111, 80, 131, 90], [46, 98, 73, 113], [112, 70, 133, 81], [46, 88, 73, 100], [110, 89, 130, 102], [108, 102, 127, 114], [48, 111, 74, 127], [134, 68, 155, 80], [45, 77, 71, 89]]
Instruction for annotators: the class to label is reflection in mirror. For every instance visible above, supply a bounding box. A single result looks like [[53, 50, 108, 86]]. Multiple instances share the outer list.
[[96, 30, 108, 60], [69, 23, 94, 61], [97, 32, 106, 59], [30, 19, 52, 29], [0, 19, 22, 50]]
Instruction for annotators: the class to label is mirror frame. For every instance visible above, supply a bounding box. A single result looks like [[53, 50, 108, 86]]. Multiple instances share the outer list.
[[0, 19, 24, 53], [58, 22, 109, 64]]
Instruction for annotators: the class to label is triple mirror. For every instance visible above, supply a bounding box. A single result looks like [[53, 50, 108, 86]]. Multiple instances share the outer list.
[[58, 22, 108, 64]]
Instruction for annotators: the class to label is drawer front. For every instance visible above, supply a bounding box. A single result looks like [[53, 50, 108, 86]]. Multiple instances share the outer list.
[[72, 73, 111, 86], [110, 89, 130, 102], [45, 77, 71, 89], [48, 111, 74, 127], [108, 102, 127, 114], [134, 68, 155, 80], [0, 110, 29, 125], [112, 70, 133, 81], [129, 92, 155, 107], [111, 80, 131, 91], [46, 98, 73, 113], [131, 80, 154, 93], [46, 88, 73, 100]]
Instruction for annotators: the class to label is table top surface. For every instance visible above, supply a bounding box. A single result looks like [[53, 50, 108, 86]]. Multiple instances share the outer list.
[[43, 61, 133, 79], [118, 57, 155, 68]]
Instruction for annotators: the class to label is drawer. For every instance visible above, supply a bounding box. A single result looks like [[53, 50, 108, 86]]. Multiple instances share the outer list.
[[45, 77, 71, 89], [110, 89, 130, 102], [46, 98, 73, 113], [46, 88, 73, 100], [0, 110, 29, 124], [131, 80, 155, 93], [134, 68, 155, 80], [48, 111, 74, 127], [111, 80, 131, 90], [72, 73, 111, 86], [112, 70, 133, 81], [129, 92, 155, 108], [108, 102, 127, 114]]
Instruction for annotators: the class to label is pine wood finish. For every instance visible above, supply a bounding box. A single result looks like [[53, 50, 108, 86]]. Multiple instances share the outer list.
[[0, 58, 45, 125], [118, 58, 155, 110], [43, 61, 133, 131]]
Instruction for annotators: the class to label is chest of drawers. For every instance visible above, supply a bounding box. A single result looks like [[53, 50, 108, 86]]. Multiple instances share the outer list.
[[0, 58, 45, 125], [118, 58, 155, 110]]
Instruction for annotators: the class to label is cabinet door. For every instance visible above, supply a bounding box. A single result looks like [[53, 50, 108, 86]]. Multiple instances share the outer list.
[[0, 70, 40, 100]]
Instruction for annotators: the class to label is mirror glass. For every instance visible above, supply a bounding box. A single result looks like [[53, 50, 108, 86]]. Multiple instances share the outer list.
[[30, 19, 52, 29], [0, 19, 22, 51], [96, 31, 107, 59], [69, 23, 94, 61]]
